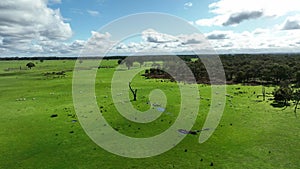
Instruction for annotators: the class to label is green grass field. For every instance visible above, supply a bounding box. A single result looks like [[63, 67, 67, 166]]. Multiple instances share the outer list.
[[0, 60, 299, 169]]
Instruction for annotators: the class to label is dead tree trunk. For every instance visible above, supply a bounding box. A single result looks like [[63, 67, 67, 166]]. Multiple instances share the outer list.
[[129, 82, 137, 101]]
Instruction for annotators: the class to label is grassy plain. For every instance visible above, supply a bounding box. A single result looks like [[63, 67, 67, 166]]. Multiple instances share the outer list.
[[0, 60, 299, 169]]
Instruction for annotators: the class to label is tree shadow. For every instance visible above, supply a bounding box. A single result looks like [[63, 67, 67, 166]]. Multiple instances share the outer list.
[[0, 72, 28, 77], [270, 101, 290, 108]]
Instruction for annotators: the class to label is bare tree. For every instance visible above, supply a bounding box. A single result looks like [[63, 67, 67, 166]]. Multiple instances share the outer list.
[[129, 82, 137, 101]]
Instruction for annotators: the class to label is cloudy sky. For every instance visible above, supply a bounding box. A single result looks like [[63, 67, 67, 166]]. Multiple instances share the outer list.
[[1, 0, 300, 57]]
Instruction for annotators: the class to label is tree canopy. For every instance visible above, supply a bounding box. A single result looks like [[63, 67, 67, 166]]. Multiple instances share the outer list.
[[26, 62, 35, 69]]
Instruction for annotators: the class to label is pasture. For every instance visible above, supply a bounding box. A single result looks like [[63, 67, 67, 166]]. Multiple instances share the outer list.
[[0, 59, 299, 168]]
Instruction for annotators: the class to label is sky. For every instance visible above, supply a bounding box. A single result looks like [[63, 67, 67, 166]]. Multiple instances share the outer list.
[[1, 0, 300, 57]]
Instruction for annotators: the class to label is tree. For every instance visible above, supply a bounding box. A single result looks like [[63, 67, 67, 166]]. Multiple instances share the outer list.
[[136, 59, 144, 68], [151, 62, 161, 69], [117, 59, 123, 65], [260, 68, 272, 82], [271, 64, 291, 84], [292, 90, 300, 117], [26, 62, 35, 69], [234, 71, 245, 83], [125, 58, 134, 70], [273, 83, 293, 106], [296, 71, 300, 87], [129, 82, 137, 101]]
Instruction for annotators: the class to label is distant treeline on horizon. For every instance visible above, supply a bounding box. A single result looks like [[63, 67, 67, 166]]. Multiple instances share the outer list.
[[0, 53, 300, 61]]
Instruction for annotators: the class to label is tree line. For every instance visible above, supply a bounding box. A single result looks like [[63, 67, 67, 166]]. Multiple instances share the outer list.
[[135, 54, 300, 115], [138, 54, 300, 86]]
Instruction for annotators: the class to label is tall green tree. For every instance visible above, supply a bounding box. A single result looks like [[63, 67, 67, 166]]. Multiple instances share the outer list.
[[293, 90, 300, 117], [271, 64, 291, 84], [273, 83, 293, 106], [125, 58, 134, 70], [295, 71, 300, 87], [26, 62, 35, 69]]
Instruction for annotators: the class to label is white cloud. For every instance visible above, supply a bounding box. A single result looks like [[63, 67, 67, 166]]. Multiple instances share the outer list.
[[37, 39, 86, 55], [81, 31, 116, 56], [222, 11, 263, 26], [206, 28, 300, 53], [205, 31, 233, 40], [80, 30, 193, 55], [196, 15, 228, 27], [87, 10, 100, 17], [281, 15, 300, 30], [116, 29, 300, 54], [184, 2, 193, 9], [110, 30, 212, 55], [187, 21, 195, 25], [196, 0, 300, 26], [178, 33, 204, 45], [209, 0, 300, 16], [252, 28, 269, 35], [0, 0, 73, 56], [142, 29, 179, 43]]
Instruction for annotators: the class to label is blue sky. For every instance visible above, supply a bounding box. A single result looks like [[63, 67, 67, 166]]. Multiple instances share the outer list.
[[55, 0, 215, 40], [1, 0, 300, 57]]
